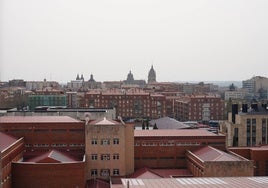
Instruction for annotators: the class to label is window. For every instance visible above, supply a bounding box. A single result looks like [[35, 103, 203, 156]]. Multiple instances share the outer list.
[[91, 139, 98, 145], [252, 119, 256, 146], [113, 153, 119, 160], [246, 119, 251, 146], [101, 139, 110, 145], [91, 154, 98, 160], [91, 169, 98, 176], [113, 169, 120, 176], [101, 154, 110, 160], [262, 119, 268, 144], [113, 138, 119, 145], [100, 169, 110, 177]]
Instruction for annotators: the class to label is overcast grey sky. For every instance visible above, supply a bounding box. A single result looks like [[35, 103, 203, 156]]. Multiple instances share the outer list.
[[1, 0, 268, 83]]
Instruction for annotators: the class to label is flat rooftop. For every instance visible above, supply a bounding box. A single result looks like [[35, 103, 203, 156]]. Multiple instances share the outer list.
[[0, 116, 81, 123], [134, 129, 222, 137], [113, 177, 268, 188]]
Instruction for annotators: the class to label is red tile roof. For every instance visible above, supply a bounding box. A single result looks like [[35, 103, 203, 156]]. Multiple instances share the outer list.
[[150, 169, 193, 178], [0, 116, 81, 123], [0, 132, 19, 152], [191, 146, 243, 161], [128, 168, 161, 179], [128, 168, 193, 179], [25, 150, 78, 163], [134, 129, 221, 137], [87, 178, 110, 188]]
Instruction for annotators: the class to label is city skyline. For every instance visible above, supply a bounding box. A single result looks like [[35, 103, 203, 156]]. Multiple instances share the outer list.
[[1, 0, 268, 83]]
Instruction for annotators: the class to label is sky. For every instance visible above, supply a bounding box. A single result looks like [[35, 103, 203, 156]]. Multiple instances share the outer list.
[[1, 0, 268, 83]]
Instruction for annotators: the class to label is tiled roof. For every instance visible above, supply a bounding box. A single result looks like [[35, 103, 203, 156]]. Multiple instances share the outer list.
[[191, 146, 243, 161], [87, 179, 110, 188], [128, 168, 161, 179], [150, 169, 193, 178], [116, 177, 268, 188], [134, 129, 221, 137], [25, 150, 78, 163], [0, 132, 19, 152], [90, 117, 119, 125], [0, 116, 80, 123], [149, 117, 190, 129], [128, 168, 193, 179]]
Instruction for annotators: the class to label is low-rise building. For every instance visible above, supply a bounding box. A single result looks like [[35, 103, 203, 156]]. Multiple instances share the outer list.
[[186, 146, 253, 177], [0, 132, 24, 188], [134, 129, 226, 169]]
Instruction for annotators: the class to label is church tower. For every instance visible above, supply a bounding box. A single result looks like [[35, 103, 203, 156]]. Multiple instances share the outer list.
[[148, 65, 156, 83]]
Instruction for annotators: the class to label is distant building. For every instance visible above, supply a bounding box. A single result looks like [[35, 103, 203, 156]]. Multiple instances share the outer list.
[[8, 79, 26, 87], [84, 89, 166, 119], [85, 118, 134, 179], [123, 71, 146, 88], [148, 65, 156, 83], [242, 76, 268, 99], [28, 89, 66, 110], [84, 74, 102, 89], [224, 90, 247, 100], [175, 95, 225, 122], [26, 79, 60, 91], [67, 74, 84, 91]]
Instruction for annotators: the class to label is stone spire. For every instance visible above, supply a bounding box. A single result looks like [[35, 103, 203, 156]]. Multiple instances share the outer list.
[[148, 65, 156, 83]]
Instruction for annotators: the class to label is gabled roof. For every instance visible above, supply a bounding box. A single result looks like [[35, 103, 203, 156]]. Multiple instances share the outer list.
[[191, 146, 243, 161], [0, 132, 19, 152], [25, 150, 77, 163], [128, 168, 162, 179], [149, 117, 190, 129], [128, 168, 193, 179], [90, 117, 119, 125], [87, 178, 110, 188]]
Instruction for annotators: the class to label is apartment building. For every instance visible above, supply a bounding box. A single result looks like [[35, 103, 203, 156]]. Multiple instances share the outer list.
[[221, 104, 268, 147], [84, 89, 166, 119], [85, 118, 134, 180], [175, 95, 224, 122]]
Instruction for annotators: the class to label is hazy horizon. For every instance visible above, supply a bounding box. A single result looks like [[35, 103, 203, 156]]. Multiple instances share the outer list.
[[1, 0, 268, 83]]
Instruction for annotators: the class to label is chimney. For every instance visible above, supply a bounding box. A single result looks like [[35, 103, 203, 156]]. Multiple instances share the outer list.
[[262, 103, 268, 111], [232, 104, 238, 124], [251, 103, 258, 112], [242, 104, 248, 113]]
